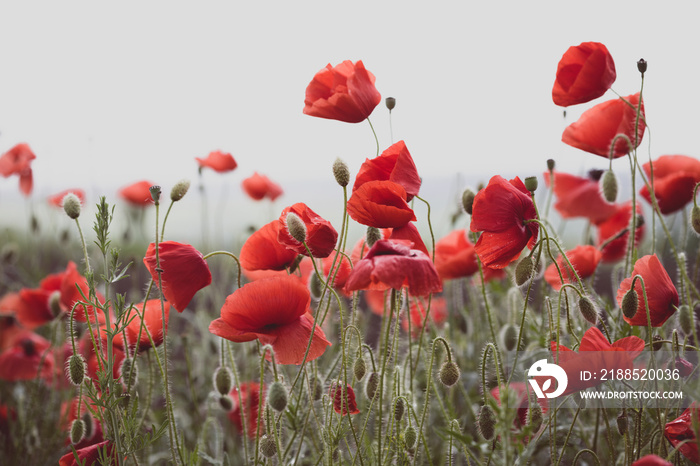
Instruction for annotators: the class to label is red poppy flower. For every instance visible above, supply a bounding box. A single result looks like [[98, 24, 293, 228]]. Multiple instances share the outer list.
[[209, 276, 330, 365], [0, 331, 54, 382], [59, 262, 107, 324], [48, 189, 87, 208], [143, 242, 212, 312], [119, 180, 155, 207], [616, 254, 678, 327], [0, 143, 36, 196], [196, 150, 238, 173], [630, 455, 672, 466], [241, 172, 283, 201], [111, 300, 169, 353], [243, 257, 315, 286], [277, 203, 338, 258], [434, 229, 478, 280], [470, 176, 539, 269], [353, 140, 422, 201], [330, 383, 360, 415], [401, 296, 448, 337], [347, 180, 417, 228], [562, 93, 646, 159], [543, 170, 617, 224], [303, 60, 381, 123], [597, 201, 644, 262], [552, 42, 616, 107], [228, 382, 264, 437], [550, 327, 644, 396], [79, 331, 125, 382], [544, 245, 602, 291], [639, 155, 700, 214], [664, 403, 700, 463], [388, 223, 429, 257], [240, 221, 299, 271], [58, 440, 115, 466], [344, 240, 442, 296]]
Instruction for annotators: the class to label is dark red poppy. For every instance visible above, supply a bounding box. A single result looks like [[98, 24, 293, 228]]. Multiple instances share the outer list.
[[59, 440, 115, 466], [0, 143, 35, 196], [401, 296, 447, 337], [143, 242, 212, 312], [630, 455, 672, 466], [240, 221, 299, 271], [330, 383, 360, 415], [543, 170, 617, 224], [347, 180, 417, 228], [490, 382, 547, 430], [434, 229, 478, 280], [196, 150, 238, 173], [353, 140, 421, 201], [303, 60, 381, 123], [118, 180, 155, 207], [228, 382, 264, 437], [616, 254, 678, 327], [470, 176, 539, 269], [241, 172, 283, 201], [111, 300, 169, 353], [0, 331, 54, 382], [277, 203, 338, 258], [562, 93, 646, 159], [552, 42, 616, 107], [544, 245, 602, 291], [48, 189, 87, 209], [664, 403, 699, 463], [344, 240, 442, 296], [597, 201, 644, 262], [639, 155, 700, 214], [209, 276, 330, 365]]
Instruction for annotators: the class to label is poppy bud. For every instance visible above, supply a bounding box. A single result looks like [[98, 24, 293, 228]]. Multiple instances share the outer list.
[[1, 242, 19, 265], [120, 358, 138, 388], [81, 413, 94, 441], [309, 272, 323, 299], [438, 361, 460, 387], [365, 227, 382, 248], [461, 189, 475, 215], [515, 256, 535, 287], [312, 377, 323, 401], [691, 205, 700, 235], [332, 158, 350, 187], [31, 214, 39, 234], [70, 419, 86, 445], [621, 289, 639, 319], [547, 159, 556, 171], [259, 434, 277, 458], [394, 398, 405, 422], [66, 354, 86, 387], [478, 405, 496, 440], [527, 401, 543, 431], [49, 291, 62, 318], [602, 170, 618, 203], [170, 179, 190, 202], [267, 381, 288, 412], [678, 304, 693, 335], [404, 426, 417, 448], [63, 193, 82, 219], [385, 97, 396, 111], [501, 324, 518, 352], [213, 366, 233, 396], [524, 176, 538, 193], [675, 356, 694, 377], [353, 355, 366, 381], [365, 372, 379, 399], [219, 394, 233, 411], [637, 58, 647, 74], [617, 409, 628, 436], [149, 185, 161, 203], [578, 296, 599, 325], [652, 335, 664, 351], [285, 212, 307, 244]]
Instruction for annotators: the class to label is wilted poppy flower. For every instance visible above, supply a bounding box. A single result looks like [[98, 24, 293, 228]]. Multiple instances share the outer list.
[[664, 403, 699, 463], [209, 276, 330, 365], [196, 150, 238, 173], [242, 172, 283, 201], [58, 440, 115, 466], [543, 170, 617, 224], [143, 242, 212, 312], [434, 229, 478, 280], [353, 140, 422, 201], [240, 221, 299, 271], [111, 300, 169, 353], [330, 383, 360, 415], [639, 155, 700, 214], [552, 42, 616, 107], [544, 245, 602, 291], [616, 254, 678, 327], [48, 189, 87, 209], [228, 382, 264, 437], [630, 455, 672, 466], [347, 180, 417, 228], [344, 240, 442, 296], [303, 60, 381, 123], [119, 180, 155, 207], [470, 176, 539, 269], [562, 93, 646, 159], [597, 201, 644, 262], [0, 143, 36, 196], [401, 296, 448, 337], [277, 203, 338, 258], [0, 331, 54, 382]]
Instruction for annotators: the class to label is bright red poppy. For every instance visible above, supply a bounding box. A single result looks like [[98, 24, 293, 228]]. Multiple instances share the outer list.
[[48, 189, 87, 209], [616, 254, 678, 327], [143, 242, 212, 312], [243, 257, 315, 286], [434, 229, 479, 280], [330, 383, 360, 415], [388, 223, 429, 257], [470, 176, 538, 269], [544, 245, 602, 291], [562, 93, 646, 159], [639, 155, 700, 214], [277, 203, 338, 258], [543, 170, 617, 224], [209, 276, 330, 365], [242, 172, 283, 201], [111, 300, 169, 353], [240, 221, 299, 271], [0, 143, 36, 196], [119, 180, 155, 207], [347, 180, 416, 228], [303, 60, 381, 123], [0, 331, 54, 382], [322, 253, 353, 291], [58, 440, 116, 466], [597, 201, 644, 262], [344, 240, 442, 296], [353, 140, 422, 201], [630, 455, 672, 466], [664, 403, 700, 463], [552, 42, 616, 107], [228, 382, 264, 437], [196, 150, 238, 173], [401, 296, 448, 337]]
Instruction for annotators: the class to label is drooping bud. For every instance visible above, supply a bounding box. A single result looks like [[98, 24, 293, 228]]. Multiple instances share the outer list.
[[213, 366, 233, 396], [385, 97, 396, 111], [365, 372, 379, 399], [501, 324, 518, 352], [546, 159, 555, 171], [332, 158, 350, 187], [637, 58, 647, 75], [49, 291, 62, 318], [81, 413, 94, 441], [691, 205, 700, 235], [578, 296, 599, 325], [69, 419, 86, 445], [524, 176, 538, 193], [394, 398, 405, 422], [267, 381, 288, 412], [353, 355, 366, 381], [515, 256, 535, 287], [678, 304, 693, 335], [461, 189, 475, 215], [66, 354, 86, 386], [219, 394, 233, 411], [259, 434, 277, 458], [119, 358, 138, 388], [602, 170, 618, 203], [309, 272, 323, 299], [366, 227, 382, 248], [621, 289, 639, 319], [286, 212, 307, 244], [63, 193, 82, 219], [312, 377, 323, 401], [438, 361, 460, 387], [527, 400, 543, 431], [478, 405, 496, 440], [149, 185, 161, 203], [616, 409, 628, 436], [404, 426, 417, 448], [170, 179, 190, 202]]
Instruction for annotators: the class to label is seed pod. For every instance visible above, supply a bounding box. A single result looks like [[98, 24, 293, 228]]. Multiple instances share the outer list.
[[404, 426, 417, 448], [578, 296, 598, 325], [524, 176, 538, 193], [332, 158, 350, 187], [385, 97, 396, 111], [515, 256, 535, 287], [637, 58, 647, 74], [365, 372, 379, 400], [267, 381, 288, 412], [438, 361, 460, 387], [394, 398, 405, 422], [213, 366, 233, 396], [353, 355, 366, 381], [259, 434, 277, 458], [621, 289, 639, 319], [602, 170, 618, 203], [69, 419, 86, 445], [66, 354, 86, 387], [478, 405, 496, 440], [546, 159, 556, 171]]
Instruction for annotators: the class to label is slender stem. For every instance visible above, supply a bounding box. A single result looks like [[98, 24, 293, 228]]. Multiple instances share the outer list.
[[367, 117, 379, 157]]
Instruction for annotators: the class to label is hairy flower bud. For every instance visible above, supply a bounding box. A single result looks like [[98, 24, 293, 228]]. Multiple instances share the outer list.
[[515, 256, 535, 287], [120, 358, 138, 388], [404, 426, 417, 448], [259, 434, 277, 458], [365, 372, 379, 400], [332, 158, 350, 187], [365, 227, 382, 248], [394, 398, 405, 422], [66, 354, 86, 387], [219, 394, 233, 411], [602, 170, 618, 203], [678, 304, 693, 335], [578, 296, 599, 325], [286, 212, 307, 244], [438, 361, 460, 387], [621, 289, 639, 319], [353, 355, 366, 381], [170, 179, 190, 202], [49, 291, 62, 318], [461, 189, 475, 215], [478, 405, 496, 440], [501, 324, 518, 352], [527, 400, 543, 431], [213, 366, 233, 396], [267, 381, 288, 412], [691, 205, 700, 235], [312, 377, 323, 401], [63, 193, 82, 219], [70, 419, 86, 445], [617, 409, 628, 436], [385, 97, 396, 111]]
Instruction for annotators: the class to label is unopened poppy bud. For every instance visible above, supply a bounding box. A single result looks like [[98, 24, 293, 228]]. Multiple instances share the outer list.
[[70, 419, 86, 445], [501, 324, 518, 352], [332, 158, 350, 187], [527, 401, 543, 431], [219, 394, 233, 411], [149, 185, 161, 203], [170, 179, 190, 202], [353, 355, 366, 381], [637, 58, 647, 74], [309, 272, 323, 299], [691, 205, 700, 235], [66, 354, 86, 386], [678, 304, 693, 335], [312, 377, 323, 401], [31, 214, 39, 234], [365, 372, 379, 399], [394, 398, 405, 422], [49, 291, 62, 317], [478, 405, 496, 440], [259, 434, 277, 458], [524, 176, 538, 193], [267, 381, 288, 412], [366, 227, 382, 248], [63, 193, 82, 219], [1, 242, 19, 265], [652, 335, 664, 351], [213, 366, 233, 396], [286, 212, 307, 244], [81, 413, 94, 440], [120, 358, 138, 387], [515, 256, 535, 287], [438, 361, 460, 387], [546, 159, 555, 171], [404, 426, 417, 448], [617, 409, 628, 436], [621, 289, 639, 319], [602, 170, 618, 203], [578, 296, 599, 325], [385, 97, 396, 111], [461, 189, 475, 215]]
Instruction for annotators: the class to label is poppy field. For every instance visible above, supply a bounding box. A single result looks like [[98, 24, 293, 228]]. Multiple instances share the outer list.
[[2, 42, 700, 465]]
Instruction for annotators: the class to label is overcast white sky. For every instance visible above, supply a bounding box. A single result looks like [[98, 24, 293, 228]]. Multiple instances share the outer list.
[[1, 2, 698, 239]]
